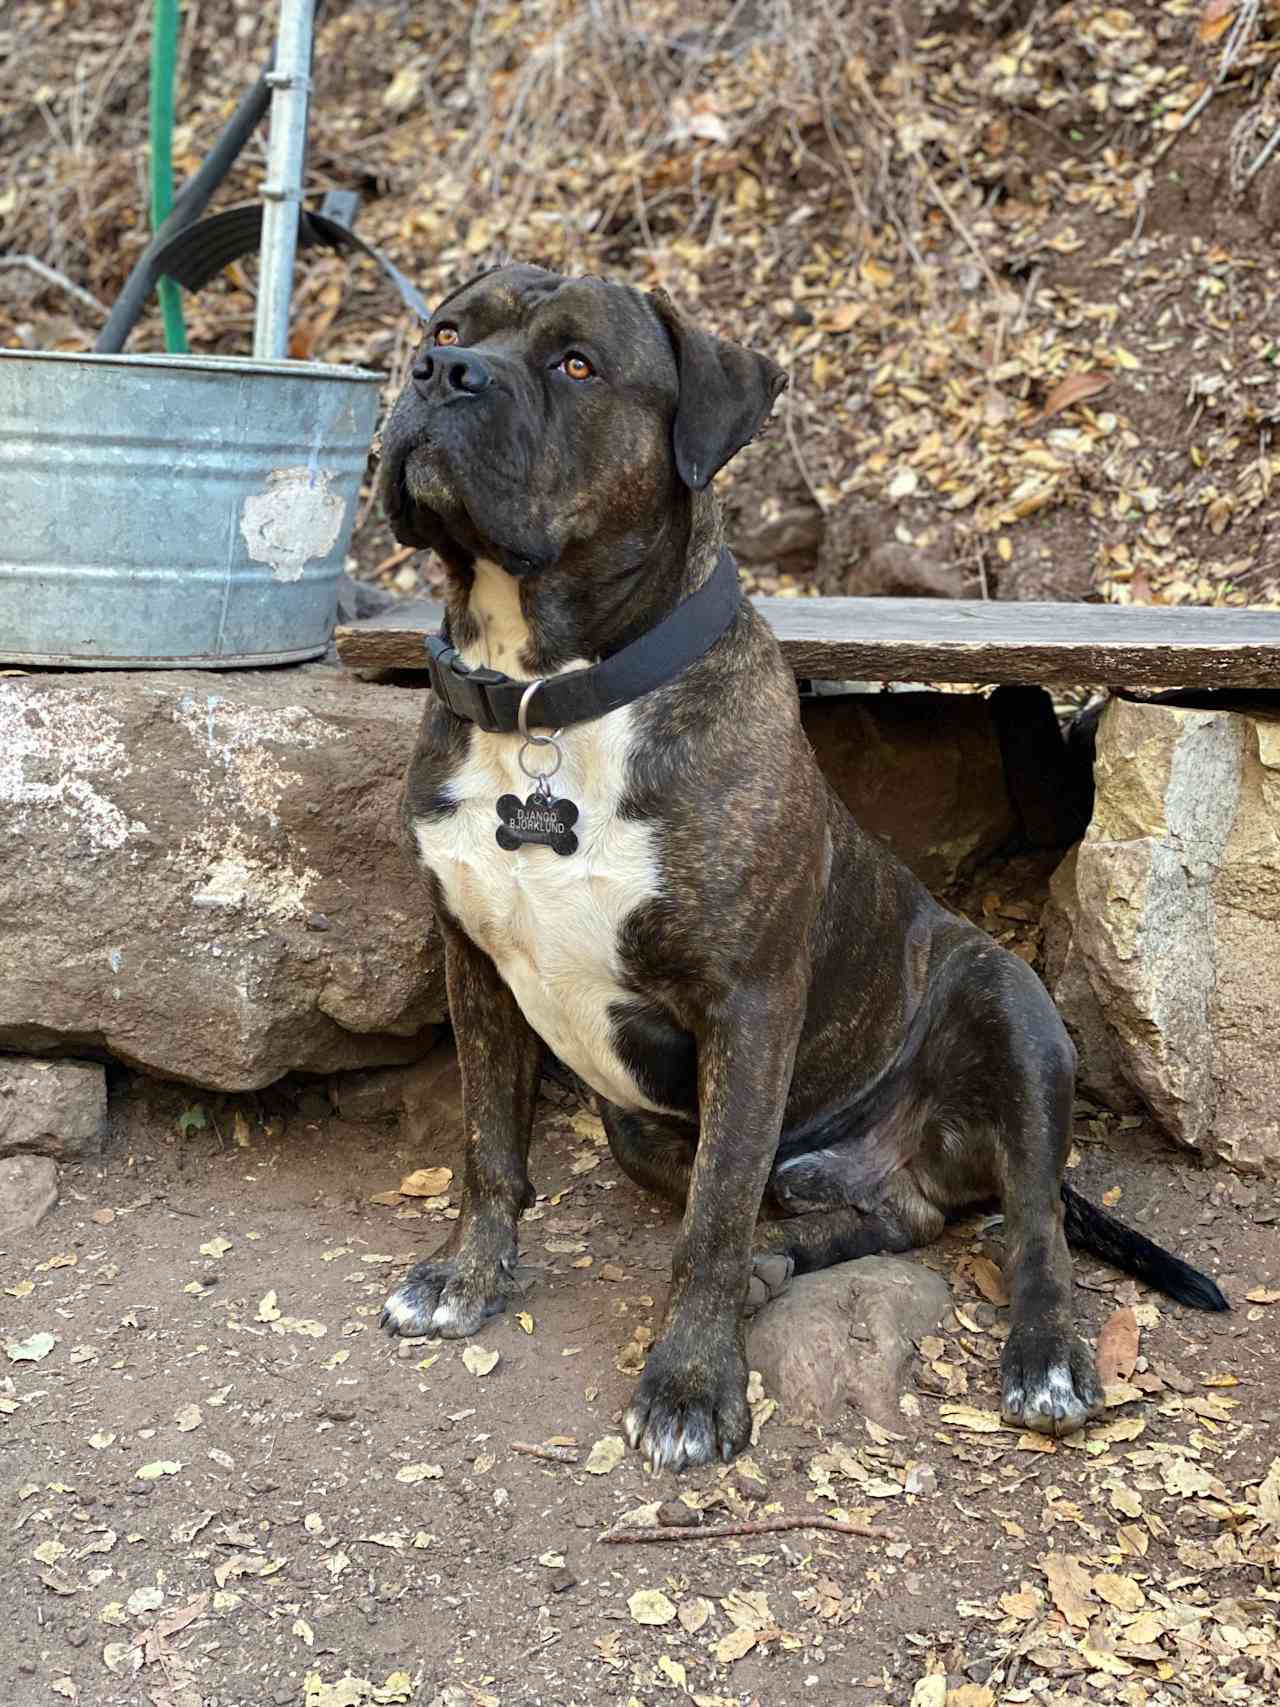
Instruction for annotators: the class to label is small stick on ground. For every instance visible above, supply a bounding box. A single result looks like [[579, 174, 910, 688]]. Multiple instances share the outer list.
[[0, 255, 108, 318], [512, 1440, 580, 1464], [601, 1514, 893, 1545]]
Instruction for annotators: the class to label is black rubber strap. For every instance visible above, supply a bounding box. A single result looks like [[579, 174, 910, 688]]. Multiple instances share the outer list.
[[424, 549, 743, 733]]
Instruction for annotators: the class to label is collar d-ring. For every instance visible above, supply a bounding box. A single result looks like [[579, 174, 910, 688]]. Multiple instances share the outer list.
[[517, 678, 561, 746]]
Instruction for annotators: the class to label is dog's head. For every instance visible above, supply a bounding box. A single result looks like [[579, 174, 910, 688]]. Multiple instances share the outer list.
[[378, 264, 787, 582]]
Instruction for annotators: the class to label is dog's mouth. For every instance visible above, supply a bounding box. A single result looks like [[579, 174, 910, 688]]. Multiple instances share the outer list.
[[384, 436, 555, 579]]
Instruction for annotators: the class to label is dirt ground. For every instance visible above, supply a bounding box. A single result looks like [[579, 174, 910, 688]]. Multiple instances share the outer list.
[[4, 1065, 1278, 1707]]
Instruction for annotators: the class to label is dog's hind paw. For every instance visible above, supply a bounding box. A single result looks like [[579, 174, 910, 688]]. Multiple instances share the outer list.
[[744, 1250, 794, 1316], [380, 1258, 508, 1340], [1000, 1330, 1104, 1438]]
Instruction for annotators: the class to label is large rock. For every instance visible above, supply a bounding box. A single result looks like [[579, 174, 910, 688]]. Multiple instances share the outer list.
[[0, 1057, 107, 1160], [1045, 697, 1280, 1172], [746, 1255, 950, 1429], [0, 668, 446, 1091]]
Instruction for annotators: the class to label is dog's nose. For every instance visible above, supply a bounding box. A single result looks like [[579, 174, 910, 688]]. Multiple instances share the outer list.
[[411, 348, 493, 400]]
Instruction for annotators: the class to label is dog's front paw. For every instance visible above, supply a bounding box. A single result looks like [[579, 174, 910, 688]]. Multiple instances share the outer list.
[[623, 1336, 751, 1472], [380, 1257, 510, 1340], [1001, 1327, 1104, 1437]]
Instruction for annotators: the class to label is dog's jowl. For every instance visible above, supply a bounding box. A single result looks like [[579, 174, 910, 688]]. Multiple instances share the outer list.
[[378, 264, 1226, 1472]]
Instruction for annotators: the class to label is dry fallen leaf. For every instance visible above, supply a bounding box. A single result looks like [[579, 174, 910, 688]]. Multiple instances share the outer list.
[[1110, 1484, 1143, 1519], [1039, 1551, 1096, 1629], [1096, 1306, 1139, 1385], [584, 1435, 625, 1475], [939, 1404, 1004, 1433], [1198, 0, 1237, 46], [628, 1588, 677, 1626], [398, 1166, 452, 1198], [4, 1331, 56, 1363], [1256, 1457, 1280, 1529], [395, 1462, 443, 1485], [135, 1460, 182, 1481], [658, 1656, 687, 1690], [678, 1595, 714, 1633], [908, 1677, 946, 1707], [174, 1404, 202, 1432], [999, 1583, 1043, 1621], [968, 1256, 1009, 1307], [199, 1236, 232, 1259], [1038, 371, 1111, 421], [1245, 1286, 1280, 1305], [461, 1346, 499, 1377], [1094, 1571, 1145, 1612], [946, 1686, 996, 1707], [382, 65, 422, 115], [715, 1628, 758, 1664]]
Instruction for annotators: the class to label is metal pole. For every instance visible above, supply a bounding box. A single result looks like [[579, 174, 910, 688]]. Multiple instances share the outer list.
[[253, 0, 315, 359]]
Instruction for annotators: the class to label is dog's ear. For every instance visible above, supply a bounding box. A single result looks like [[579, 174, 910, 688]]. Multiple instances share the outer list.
[[649, 290, 788, 490]]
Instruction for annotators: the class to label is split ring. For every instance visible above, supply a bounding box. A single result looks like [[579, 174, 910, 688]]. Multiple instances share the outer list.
[[518, 739, 563, 782], [517, 679, 562, 746]]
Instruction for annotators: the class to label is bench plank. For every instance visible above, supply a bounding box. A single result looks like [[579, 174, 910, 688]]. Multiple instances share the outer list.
[[335, 595, 1280, 690]]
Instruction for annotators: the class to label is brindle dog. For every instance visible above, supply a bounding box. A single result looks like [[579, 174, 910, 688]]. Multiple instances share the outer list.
[[377, 264, 1226, 1472]]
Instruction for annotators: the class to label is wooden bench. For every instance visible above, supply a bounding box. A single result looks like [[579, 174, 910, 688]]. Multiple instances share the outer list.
[[336, 596, 1280, 692]]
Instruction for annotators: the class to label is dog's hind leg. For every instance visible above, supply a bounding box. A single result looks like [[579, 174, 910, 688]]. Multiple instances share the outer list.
[[748, 1193, 938, 1313], [599, 1103, 695, 1208], [922, 947, 1105, 1438], [602, 1101, 805, 1310]]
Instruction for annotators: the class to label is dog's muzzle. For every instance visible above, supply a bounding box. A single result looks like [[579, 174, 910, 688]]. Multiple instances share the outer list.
[[412, 347, 494, 403]]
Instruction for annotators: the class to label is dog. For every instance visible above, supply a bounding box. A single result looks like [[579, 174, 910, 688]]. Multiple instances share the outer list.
[[376, 263, 1226, 1472]]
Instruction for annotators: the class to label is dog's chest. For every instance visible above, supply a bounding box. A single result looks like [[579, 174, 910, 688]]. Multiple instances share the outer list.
[[412, 705, 666, 1113]]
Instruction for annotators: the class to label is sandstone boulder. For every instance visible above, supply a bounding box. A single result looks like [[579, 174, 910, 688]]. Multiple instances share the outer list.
[[746, 1254, 950, 1429], [1045, 697, 1280, 1172], [0, 668, 446, 1091]]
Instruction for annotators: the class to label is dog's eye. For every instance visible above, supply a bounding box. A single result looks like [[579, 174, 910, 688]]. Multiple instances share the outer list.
[[433, 325, 460, 347], [559, 353, 594, 381]]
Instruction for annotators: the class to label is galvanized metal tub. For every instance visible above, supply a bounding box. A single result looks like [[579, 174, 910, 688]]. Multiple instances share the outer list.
[[0, 349, 382, 667]]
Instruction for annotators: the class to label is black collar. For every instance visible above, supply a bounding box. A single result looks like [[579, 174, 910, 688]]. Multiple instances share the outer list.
[[424, 548, 742, 734]]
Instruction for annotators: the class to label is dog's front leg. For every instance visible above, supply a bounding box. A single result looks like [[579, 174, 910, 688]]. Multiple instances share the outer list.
[[624, 982, 803, 1471], [382, 920, 542, 1340]]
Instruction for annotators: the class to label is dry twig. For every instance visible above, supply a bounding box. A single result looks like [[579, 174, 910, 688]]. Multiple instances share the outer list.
[[1151, 0, 1262, 167], [512, 1440, 581, 1464], [0, 255, 108, 317], [601, 1513, 892, 1544]]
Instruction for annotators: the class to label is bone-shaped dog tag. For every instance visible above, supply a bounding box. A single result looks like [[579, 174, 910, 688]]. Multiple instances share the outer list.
[[495, 792, 579, 856]]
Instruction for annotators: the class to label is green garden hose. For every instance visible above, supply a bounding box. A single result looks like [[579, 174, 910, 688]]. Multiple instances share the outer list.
[[149, 0, 189, 352]]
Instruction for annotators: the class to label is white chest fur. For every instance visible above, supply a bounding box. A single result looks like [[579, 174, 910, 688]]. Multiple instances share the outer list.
[[412, 563, 667, 1114]]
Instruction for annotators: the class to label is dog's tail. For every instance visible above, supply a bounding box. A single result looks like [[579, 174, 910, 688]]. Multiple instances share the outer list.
[[1061, 1184, 1228, 1312]]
